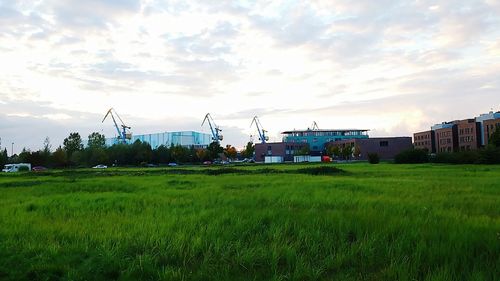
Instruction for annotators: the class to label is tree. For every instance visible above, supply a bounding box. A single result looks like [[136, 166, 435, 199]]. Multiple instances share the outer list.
[[52, 146, 68, 167], [206, 142, 223, 160], [224, 145, 237, 160], [63, 132, 83, 157], [195, 148, 207, 162], [241, 142, 255, 159], [170, 144, 189, 163], [297, 144, 310, 156], [489, 128, 500, 147], [0, 148, 8, 168], [87, 132, 106, 149], [353, 145, 361, 159], [340, 145, 353, 160], [41, 137, 51, 166], [326, 145, 340, 158]]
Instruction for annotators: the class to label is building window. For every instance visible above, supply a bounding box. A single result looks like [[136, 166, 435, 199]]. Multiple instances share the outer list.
[[380, 141, 389, 147]]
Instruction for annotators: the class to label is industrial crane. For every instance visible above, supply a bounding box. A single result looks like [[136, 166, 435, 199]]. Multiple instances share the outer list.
[[202, 113, 223, 142], [102, 108, 132, 144], [310, 121, 319, 130], [250, 116, 269, 143]]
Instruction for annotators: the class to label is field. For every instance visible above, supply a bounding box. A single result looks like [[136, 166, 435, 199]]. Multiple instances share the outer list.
[[0, 163, 499, 281]]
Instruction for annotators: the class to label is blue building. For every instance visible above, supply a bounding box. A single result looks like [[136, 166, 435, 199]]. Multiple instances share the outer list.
[[105, 131, 211, 149], [281, 129, 369, 152]]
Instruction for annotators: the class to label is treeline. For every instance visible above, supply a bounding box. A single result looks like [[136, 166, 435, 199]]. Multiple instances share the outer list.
[[1, 132, 255, 168], [395, 129, 500, 164]]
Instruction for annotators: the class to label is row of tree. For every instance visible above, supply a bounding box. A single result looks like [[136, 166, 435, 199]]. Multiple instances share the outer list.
[[1, 132, 256, 168]]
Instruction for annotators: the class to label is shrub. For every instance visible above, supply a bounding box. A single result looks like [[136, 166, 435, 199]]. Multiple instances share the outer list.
[[367, 153, 380, 164], [432, 151, 480, 164], [394, 148, 429, 164], [478, 146, 500, 164], [18, 166, 30, 172]]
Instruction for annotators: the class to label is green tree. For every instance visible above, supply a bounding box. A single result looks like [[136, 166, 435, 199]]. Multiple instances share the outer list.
[[63, 132, 83, 157], [489, 128, 500, 147], [41, 137, 51, 166], [241, 142, 255, 159], [206, 142, 223, 160], [297, 144, 310, 156], [340, 145, 353, 160], [0, 148, 8, 168], [52, 146, 68, 167], [170, 144, 189, 163], [87, 132, 106, 149]]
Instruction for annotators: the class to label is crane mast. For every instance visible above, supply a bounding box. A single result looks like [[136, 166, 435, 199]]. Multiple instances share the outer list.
[[251, 116, 269, 143], [102, 108, 132, 144], [310, 121, 319, 130], [201, 113, 223, 143]]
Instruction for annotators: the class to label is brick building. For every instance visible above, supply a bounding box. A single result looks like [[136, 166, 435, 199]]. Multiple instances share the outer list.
[[455, 119, 481, 151], [413, 111, 500, 152], [483, 118, 500, 146], [432, 123, 458, 153], [254, 142, 307, 162], [328, 137, 413, 160], [413, 130, 436, 153]]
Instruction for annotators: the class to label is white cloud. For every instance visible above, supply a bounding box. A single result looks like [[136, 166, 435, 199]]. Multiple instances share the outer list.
[[0, 0, 499, 151]]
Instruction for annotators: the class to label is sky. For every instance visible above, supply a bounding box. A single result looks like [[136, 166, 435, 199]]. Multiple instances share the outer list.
[[1, 0, 499, 153]]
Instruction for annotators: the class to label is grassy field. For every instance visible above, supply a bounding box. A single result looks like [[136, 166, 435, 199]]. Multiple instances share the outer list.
[[0, 163, 499, 281]]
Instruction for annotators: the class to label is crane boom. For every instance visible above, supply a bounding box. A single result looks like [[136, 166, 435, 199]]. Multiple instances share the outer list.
[[251, 116, 269, 143], [202, 113, 223, 142], [102, 108, 132, 144]]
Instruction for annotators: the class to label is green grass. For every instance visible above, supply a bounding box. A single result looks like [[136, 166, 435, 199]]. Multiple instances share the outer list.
[[0, 163, 499, 281]]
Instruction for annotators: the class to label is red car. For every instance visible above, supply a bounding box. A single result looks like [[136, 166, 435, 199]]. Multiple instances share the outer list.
[[32, 166, 48, 172]]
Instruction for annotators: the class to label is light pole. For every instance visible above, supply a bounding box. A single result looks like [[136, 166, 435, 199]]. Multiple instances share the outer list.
[[11, 142, 14, 157]]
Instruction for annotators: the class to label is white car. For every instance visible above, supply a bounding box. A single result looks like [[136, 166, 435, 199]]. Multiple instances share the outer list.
[[92, 164, 108, 169]]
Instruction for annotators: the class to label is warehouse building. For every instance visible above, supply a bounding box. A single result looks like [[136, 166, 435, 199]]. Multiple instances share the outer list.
[[105, 131, 211, 149], [327, 137, 413, 160]]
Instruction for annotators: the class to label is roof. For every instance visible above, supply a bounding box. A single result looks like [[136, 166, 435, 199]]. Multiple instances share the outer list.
[[281, 129, 369, 134]]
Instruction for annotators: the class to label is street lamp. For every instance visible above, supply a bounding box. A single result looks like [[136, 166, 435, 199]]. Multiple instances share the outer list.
[[11, 142, 13, 157]]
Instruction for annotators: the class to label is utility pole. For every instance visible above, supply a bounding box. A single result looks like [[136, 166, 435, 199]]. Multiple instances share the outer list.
[[11, 142, 14, 157]]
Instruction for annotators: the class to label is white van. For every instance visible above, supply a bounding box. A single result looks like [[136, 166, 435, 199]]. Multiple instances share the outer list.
[[2, 163, 31, 172]]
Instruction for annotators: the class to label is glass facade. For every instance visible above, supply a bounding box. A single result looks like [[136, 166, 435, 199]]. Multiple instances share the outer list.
[[282, 129, 369, 151], [105, 131, 212, 149]]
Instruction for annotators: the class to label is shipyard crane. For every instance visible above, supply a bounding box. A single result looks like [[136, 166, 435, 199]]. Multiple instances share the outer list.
[[250, 116, 269, 143], [102, 108, 132, 144], [201, 113, 223, 142], [310, 121, 319, 130]]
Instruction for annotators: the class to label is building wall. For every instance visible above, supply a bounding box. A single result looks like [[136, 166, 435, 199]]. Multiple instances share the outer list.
[[455, 119, 481, 151], [435, 126, 458, 153], [282, 130, 368, 152], [329, 137, 412, 160], [254, 142, 307, 162], [484, 118, 500, 146], [413, 130, 436, 153], [475, 112, 500, 146], [105, 131, 211, 149]]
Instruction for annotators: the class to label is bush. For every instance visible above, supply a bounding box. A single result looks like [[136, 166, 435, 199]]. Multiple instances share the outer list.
[[478, 146, 500, 164], [18, 166, 30, 172], [394, 148, 429, 164], [432, 151, 480, 164], [367, 153, 380, 164]]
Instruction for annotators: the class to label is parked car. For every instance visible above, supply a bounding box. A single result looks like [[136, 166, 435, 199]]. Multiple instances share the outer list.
[[203, 161, 212, 165], [167, 162, 178, 167], [92, 164, 107, 169], [32, 166, 48, 172]]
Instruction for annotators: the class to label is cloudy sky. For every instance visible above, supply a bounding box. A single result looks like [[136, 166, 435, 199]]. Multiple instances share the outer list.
[[1, 0, 499, 152]]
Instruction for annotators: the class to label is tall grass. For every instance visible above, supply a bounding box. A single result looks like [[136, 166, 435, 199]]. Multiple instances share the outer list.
[[0, 163, 499, 280]]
